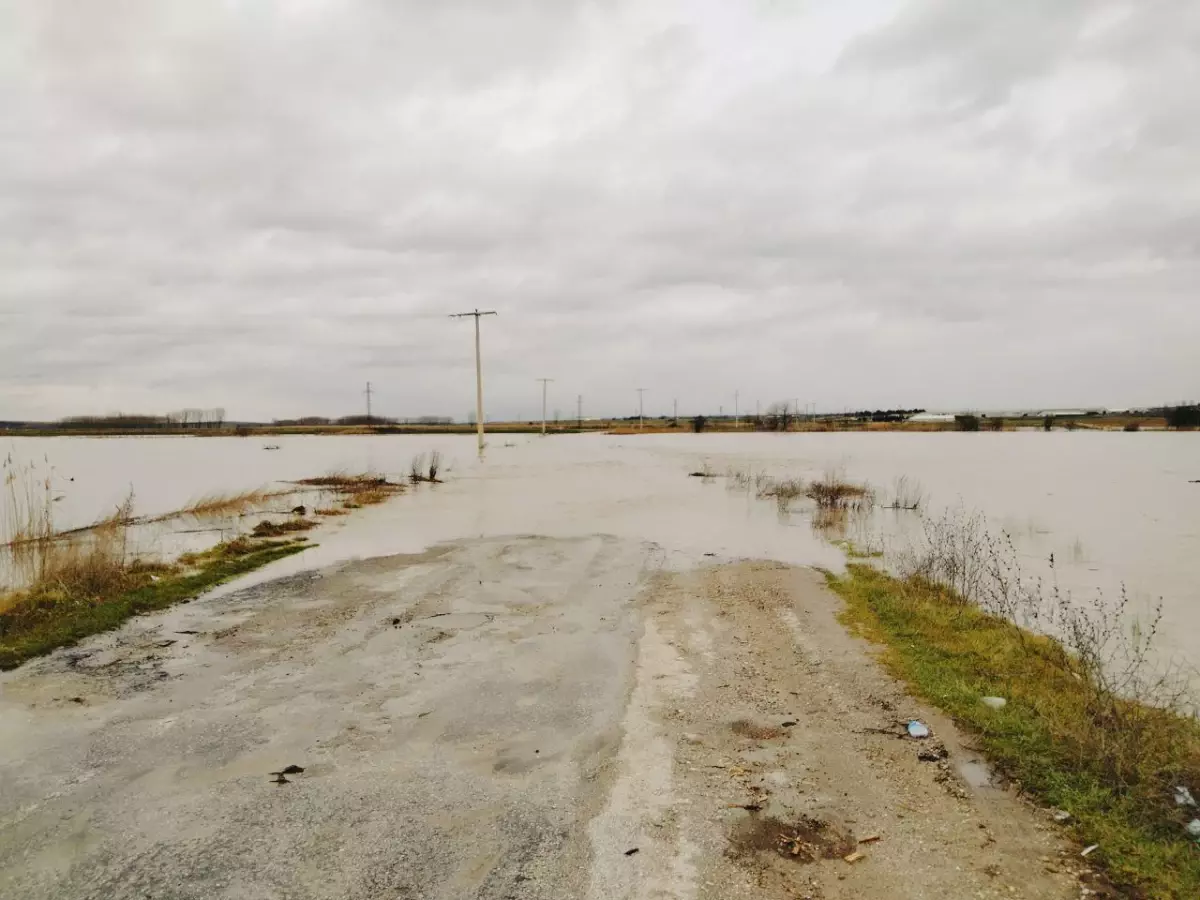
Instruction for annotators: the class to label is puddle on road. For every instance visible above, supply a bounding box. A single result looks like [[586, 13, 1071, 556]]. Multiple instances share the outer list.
[[956, 758, 997, 790]]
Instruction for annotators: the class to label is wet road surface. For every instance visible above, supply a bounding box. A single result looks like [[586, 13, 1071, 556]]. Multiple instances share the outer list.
[[1, 533, 1085, 899]]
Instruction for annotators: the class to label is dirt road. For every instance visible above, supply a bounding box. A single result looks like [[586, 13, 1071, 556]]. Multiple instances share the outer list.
[[0, 535, 1082, 899]]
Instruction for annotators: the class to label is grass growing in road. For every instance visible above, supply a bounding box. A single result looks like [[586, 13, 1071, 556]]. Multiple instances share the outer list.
[[0, 538, 310, 670], [826, 563, 1200, 899]]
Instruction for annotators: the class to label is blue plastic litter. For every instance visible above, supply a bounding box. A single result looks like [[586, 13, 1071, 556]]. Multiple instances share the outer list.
[[907, 720, 930, 739]]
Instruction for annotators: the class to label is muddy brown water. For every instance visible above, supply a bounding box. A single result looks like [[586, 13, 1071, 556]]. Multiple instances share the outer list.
[[2, 431, 1197, 671]]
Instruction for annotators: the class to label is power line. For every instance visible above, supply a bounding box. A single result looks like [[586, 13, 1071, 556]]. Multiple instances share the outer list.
[[449, 309, 498, 456]]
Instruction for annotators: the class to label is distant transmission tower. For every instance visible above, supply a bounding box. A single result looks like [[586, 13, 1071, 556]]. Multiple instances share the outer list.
[[364, 381, 374, 424]]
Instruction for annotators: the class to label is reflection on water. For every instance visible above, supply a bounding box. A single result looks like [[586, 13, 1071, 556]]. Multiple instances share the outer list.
[[1, 432, 1196, 669]]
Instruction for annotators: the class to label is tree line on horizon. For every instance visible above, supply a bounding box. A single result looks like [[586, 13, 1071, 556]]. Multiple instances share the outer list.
[[1, 405, 1197, 432]]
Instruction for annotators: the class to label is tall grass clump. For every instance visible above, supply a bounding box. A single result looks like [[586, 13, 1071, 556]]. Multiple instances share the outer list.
[[759, 477, 806, 503], [409, 454, 427, 484], [883, 475, 924, 511], [829, 506, 1200, 897], [805, 471, 875, 511], [2, 454, 55, 547]]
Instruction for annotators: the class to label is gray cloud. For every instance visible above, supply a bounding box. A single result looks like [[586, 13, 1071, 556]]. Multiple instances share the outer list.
[[1, 0, 1197, 421]]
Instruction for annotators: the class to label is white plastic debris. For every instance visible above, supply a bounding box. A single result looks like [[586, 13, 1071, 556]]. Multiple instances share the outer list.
[[1174, 785, 1196, 807], [907, 721, 930, 739], [1187, 819, 1200, 840], [1052, 810, 1072, 823], [980, 696, 1007, 710], [1081, 844, 1100, 858]]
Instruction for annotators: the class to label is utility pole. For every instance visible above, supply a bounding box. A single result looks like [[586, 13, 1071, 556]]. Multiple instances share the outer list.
[[637, 388, 647, 430], [364, 381, 374, 424], [673, 398, 678, 424], [577, 395, 583, 431], [734, 390, 739, 430], [537, 378, 553, 436], [450, 308, 498, 456]]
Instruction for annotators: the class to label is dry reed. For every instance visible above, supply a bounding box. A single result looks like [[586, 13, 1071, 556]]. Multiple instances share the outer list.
[[174, 489, 275, 519]]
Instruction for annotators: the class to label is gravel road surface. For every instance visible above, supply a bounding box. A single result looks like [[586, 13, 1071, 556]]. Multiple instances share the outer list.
[[1, 535, 1085, 899]]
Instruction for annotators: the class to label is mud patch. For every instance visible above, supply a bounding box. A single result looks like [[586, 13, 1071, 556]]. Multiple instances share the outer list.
[[728, 815, 856, 864], [731, 719, 788, 741]]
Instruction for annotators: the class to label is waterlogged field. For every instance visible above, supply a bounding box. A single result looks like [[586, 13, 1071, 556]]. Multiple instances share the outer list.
[[2, 431, 1196, 670]]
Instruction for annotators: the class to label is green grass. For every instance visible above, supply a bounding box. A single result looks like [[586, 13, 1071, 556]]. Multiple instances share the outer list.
[[0, 538, 310, 670], [826, 563, 1200, 899]]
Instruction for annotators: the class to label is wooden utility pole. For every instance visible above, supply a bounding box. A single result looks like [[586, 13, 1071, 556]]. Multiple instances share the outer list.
[[577, 395, 583, 430], [450, 309, 498, 456], [537, 378, 553, 436], [637, 388, 647, 430]]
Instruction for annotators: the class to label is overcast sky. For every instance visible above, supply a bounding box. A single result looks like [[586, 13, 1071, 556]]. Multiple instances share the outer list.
[[2, 1, 1197, 421]]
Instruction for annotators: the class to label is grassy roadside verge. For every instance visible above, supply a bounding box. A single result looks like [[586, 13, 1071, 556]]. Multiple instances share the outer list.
[[826, 563, 1200, 898], [0, 538, 310, 670]]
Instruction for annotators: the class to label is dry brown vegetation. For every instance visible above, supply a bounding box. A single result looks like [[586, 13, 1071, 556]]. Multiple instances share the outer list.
[[409, 450, 444, 484], [0, 527, 140, 616], [296, 471, 399, 492], [2, 454, 55, 547], [2, 534, 308, 670], [250, 519, 318, 538], [173, 489, 276, 519], [805, 473, 874, 510], [758, 477, 806, 502], [352, 488, 394, 506], [295, 470, 405, 508], [725, 466, 876, 515]]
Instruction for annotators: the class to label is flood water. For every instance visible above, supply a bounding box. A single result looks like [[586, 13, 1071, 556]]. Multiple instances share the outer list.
[[3, 432, 1197, 670]]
